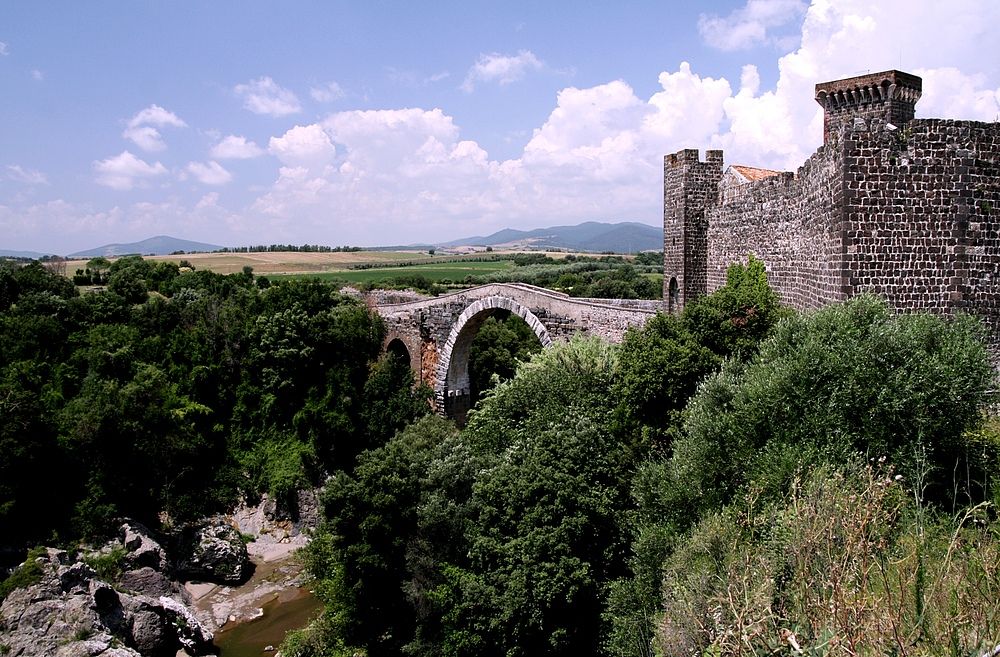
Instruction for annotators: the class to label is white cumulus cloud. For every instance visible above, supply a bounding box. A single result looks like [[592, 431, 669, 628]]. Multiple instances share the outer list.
[[210, 135, 264, 159], [186, 161, 232, 186], [0, 42, 8, 56], [6, 165, 48, 185], [16, 0, 999, 252], [699, 0, 807, 51], [93, 151, 168, 190], [235, 77, 301, 116], [461, 50, 543, 92], [122, 104, 187, 152], [310, 81, 345, 103], [269, 124, 336, 169]]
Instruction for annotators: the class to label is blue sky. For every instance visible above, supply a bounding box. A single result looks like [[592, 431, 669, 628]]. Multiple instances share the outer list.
[[2, 0, 999, 254]]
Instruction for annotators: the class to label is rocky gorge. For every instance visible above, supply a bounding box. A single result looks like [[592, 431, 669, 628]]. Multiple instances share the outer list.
[[0, 490, 320, 657]]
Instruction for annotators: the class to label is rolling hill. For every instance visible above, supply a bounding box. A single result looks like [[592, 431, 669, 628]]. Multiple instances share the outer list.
[[442, 221, 662, 253], [69, 235, 223, 258]]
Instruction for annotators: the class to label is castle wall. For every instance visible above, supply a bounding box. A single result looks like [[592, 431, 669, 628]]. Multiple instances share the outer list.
[[663, 149, 723, 311], [698, 118, 999, 358], [706, 144, 848, 310], [841, 119, 1000, 351]]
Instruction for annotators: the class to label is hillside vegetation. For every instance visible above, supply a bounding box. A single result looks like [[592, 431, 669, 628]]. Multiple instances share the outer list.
[[283, 258, 1000, 657], [2, 254, 998, 656], [0, 257, 430, 545]]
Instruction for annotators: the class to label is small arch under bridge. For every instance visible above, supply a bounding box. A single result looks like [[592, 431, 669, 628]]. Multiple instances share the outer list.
[[373, 283, 660, 422]]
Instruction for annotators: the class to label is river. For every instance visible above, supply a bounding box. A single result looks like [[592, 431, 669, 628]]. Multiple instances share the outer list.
[[187, 541, 321, 657], [213, 586, 322, 657]]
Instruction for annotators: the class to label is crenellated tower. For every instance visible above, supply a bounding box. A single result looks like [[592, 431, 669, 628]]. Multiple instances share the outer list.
[[663, 149, 723, 312], [814, 70, 922, 144]]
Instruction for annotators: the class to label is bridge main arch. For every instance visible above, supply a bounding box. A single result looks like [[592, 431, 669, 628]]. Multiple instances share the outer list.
[[435, 295, 552, 423], [373, 282, 659, 422]]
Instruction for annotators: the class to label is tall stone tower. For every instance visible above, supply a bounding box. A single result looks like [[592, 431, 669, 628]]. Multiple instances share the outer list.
[[663, 149, 723, 312], [814, 70, 922, 144]]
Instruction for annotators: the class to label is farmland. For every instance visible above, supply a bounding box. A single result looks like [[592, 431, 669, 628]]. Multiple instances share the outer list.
[[63, 249, 434, 276], [268, 259, 516, 284]]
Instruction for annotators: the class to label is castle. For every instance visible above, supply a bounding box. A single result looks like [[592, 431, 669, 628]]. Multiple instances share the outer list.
[[664, 70, 1000, 358]]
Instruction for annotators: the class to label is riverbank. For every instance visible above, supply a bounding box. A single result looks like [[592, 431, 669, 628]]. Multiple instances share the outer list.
[[188, 536, 320, 657]]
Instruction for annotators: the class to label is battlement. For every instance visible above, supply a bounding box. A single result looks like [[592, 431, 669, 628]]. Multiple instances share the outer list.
[[665, 69, 1000, 359], [815, 70, 922, 143], [665, 149, 724, 168]]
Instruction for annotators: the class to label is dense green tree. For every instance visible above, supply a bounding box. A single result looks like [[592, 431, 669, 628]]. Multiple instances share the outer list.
[[360, 351, 432, 450], [680, 255, 784, 359], [423, 338, 630, 657], [0, 361, 70, 546], [315, 415, 460, 656], [613, 313, 719, 452], [0, 257, 409, 546], [8, 260, 78, 301], [467, 313, 542, 404], [669, 294, 995, 518], [107, 267, 148, 304]]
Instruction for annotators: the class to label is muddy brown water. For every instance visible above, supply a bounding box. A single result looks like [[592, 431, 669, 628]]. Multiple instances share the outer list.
[[213, 587, 323, 657]]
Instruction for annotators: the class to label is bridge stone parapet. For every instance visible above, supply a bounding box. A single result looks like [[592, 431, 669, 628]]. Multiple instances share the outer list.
[[374, 283, 658, 421]]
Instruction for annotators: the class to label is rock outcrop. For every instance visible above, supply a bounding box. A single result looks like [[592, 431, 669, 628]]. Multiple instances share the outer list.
[[0, 543, 214, 657], [173, 522, 251, 585]]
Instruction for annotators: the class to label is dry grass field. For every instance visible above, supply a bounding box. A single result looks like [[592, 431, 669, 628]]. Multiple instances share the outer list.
[[63, 249, 589, 276], [63, 250, 433, 275]]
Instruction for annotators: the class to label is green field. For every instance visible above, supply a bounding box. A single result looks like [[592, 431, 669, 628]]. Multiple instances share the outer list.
[[268, 259, 515, 284]]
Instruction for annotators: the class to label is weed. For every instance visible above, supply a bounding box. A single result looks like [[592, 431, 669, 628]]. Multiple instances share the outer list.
[[0, 547, 47, 604], [82, 546, 126, 583]]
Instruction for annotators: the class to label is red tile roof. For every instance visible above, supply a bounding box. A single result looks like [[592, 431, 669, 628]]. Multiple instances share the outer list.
[[729, 165, 783, 182]]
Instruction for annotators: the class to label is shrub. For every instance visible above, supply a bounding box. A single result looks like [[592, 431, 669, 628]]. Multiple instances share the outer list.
[[656, 463, 1000, 656], [0, 546, 47, 604], [82, 545, 126, 582]]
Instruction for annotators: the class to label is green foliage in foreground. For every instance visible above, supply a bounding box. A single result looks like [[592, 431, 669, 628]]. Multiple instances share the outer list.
[[467, 313, 543, 404], [0, 258, 428, 547], [292, 255, 998, 657]]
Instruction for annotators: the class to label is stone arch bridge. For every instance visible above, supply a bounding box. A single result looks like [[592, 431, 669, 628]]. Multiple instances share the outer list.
[[372, 283, 660, 422]]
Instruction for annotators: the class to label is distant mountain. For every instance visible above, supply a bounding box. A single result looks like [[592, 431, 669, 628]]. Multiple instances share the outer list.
[[69, 235, 223, 258], [440, 221, 662, 253], [0, 249, 53, 258]]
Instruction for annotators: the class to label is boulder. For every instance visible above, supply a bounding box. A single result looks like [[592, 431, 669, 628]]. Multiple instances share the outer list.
[[120, 596, 173, 656], [121, 522, 168, 572], [119, 567, 175, 598], [174, 522, 250, 584], [0, 548, 214, 657]]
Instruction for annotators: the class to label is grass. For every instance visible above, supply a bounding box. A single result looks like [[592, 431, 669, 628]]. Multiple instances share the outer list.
[[64, 250, 429, 275], [82, 546, 126, 583], [0, 546, 46, 604], [64, 249, 589, 277], [269, 260, 515, 284]]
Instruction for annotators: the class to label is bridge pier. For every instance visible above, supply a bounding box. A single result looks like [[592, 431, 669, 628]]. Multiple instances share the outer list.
[[443, 389, 472, 426]]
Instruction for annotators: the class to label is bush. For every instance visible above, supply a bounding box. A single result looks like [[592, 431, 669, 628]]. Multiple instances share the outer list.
[[82, 545, 126, 582], [672, 294, 995, 517], [0, 547, 46, 604], [656, 463, 1000, 656]]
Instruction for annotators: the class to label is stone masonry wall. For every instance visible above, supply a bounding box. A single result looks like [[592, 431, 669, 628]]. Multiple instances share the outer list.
[[706, 143, 848, 310], [696, 117, 999, 359], [841, 119, 1000, 354], [664, 149, 724, 311]]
